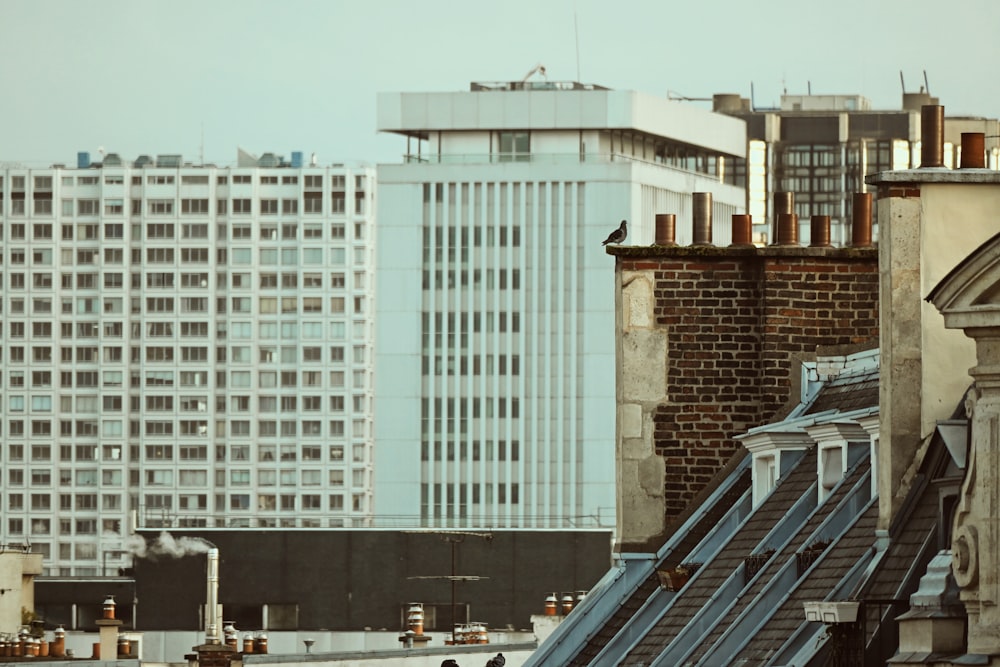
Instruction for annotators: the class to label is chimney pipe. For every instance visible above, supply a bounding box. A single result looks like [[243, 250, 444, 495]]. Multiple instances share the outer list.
[[774, 213, 799, 246], [205, 548, 221, 643], [655, 213, 677, 246], [920, 105, 945, 168], [851, 193, 873, 248], [407, 602, 425, 636], [730, 214, 753, 247], [691, 192, 713, 246], [772, 191, 794, 245], [961, 132, 986, 169], [809, 215, 832, 248]]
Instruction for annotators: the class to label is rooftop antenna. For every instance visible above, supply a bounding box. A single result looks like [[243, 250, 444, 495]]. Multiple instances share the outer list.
[[521, 63, 547, 83], [574, 11, 581, 82], [923, 70, 931, 95], [899, 70, 906, 93], [808, 81, 812, 95], [750, 81, 756, 111]]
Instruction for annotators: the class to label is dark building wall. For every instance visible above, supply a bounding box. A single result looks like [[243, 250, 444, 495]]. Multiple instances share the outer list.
[[125, 530, 610, 632], [34, 579, 136, 630], [616, 246, 878, 544]]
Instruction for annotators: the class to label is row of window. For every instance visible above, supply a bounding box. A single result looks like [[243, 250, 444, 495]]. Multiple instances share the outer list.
[[4, 367, 368, 390], [3, 318, 366, 349], [0, 270, 365, 295], [4, 245, 370, 272], [423, 224, 522, 249], [3, 417, 366, 438], [421, 481, 521, 506], [8, 466, 368, 489], [421, 268, 521, 291], [3, 442, 365, 463], [6, 491, 366, 515], [0, 219, 369, 243], [420, 439, 521, 462], [0, 194, 367, 217], [1, 173, 365, 189]]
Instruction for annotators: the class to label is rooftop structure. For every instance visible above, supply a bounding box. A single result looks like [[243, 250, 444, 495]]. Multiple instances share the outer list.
[[714, 91, 1000, 245], [374, 81, 746, 529]]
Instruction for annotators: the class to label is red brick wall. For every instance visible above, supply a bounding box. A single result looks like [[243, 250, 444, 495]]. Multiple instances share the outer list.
[[619, 247, 878, 524]]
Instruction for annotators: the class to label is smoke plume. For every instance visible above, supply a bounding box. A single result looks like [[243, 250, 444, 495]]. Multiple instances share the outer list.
[[125, 531, 215, 560]]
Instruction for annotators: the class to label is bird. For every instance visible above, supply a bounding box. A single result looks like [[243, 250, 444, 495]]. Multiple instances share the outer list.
[[601, 220, 627, 245], [485, 653, 505, 667], [441, 660, 460, 667]]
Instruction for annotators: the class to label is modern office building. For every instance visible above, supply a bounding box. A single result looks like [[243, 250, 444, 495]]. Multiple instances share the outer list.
[[374, 79, 746, 530], [0, 151, 376, 575], [714, 90, 1000, 244]]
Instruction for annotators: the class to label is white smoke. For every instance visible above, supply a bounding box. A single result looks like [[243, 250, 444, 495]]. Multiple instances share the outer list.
[[125, 531, 215, 560]]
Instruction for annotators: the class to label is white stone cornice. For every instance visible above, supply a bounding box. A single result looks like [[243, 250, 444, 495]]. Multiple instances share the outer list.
[[738, 431, 812, 455], [804, 421, 872, 446], [855, 413, 881, 438]]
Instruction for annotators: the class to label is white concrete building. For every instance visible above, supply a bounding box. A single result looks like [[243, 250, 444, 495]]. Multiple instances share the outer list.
[[0, 151, 376, 575], [374, 80, 746, 529]]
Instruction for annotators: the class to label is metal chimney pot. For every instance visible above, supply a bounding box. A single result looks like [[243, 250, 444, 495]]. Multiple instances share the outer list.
[[851, 193, 873, 248], [730, 214, 753, 247], [809, 215, 832, 248], [692, 192, 713, 246], [655, 213, 677, 246], [961, 132, 986, 169], [774, 213, 799, 246], [205, 548, 221, 643], [920, 105, 945, 168]]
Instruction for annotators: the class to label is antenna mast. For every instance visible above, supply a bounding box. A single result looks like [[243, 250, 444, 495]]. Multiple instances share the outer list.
[[574, 12, 581, 82]]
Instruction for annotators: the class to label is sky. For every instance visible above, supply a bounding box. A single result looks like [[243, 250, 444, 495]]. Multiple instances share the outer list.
[[1, 0, 998, 168]]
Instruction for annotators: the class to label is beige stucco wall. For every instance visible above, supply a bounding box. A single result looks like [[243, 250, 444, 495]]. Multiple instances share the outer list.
[[920, 183, 1000, 429], [877, 178, 1000, 531]]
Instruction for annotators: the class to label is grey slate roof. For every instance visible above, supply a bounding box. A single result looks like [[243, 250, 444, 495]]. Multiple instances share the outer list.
[[566, 468, 751, 667], [805, 365, 879, 415], [536, 353, 908, 667], [619, 449, 821, 665]]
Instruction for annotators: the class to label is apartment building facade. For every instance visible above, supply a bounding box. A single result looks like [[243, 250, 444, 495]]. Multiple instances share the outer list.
[[374, 80, 746, 530], [0, 151, 375, 574]]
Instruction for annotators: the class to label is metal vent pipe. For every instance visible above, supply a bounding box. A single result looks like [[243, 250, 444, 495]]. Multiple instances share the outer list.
[[655, 213, 677, 246], [774, 213, 799, 246], [961, 132, 986, 168], [692, 192, 713, 246], [920, 105, 945, 168], [851, 193, 873, 248], [730, 214, 753, 247], [809, 215, 832, 248], [772, 191, 794, 244]]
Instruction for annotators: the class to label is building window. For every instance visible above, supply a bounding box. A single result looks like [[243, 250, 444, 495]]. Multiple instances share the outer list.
[[497, 131, 530, 162]]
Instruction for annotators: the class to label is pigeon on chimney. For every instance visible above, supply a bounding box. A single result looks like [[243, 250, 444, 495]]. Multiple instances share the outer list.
[[601, 220, 627, 245], [485, 653, 505, 667]]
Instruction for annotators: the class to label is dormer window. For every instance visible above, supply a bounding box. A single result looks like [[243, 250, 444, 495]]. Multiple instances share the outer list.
[[739, 432, 810, 507], [806, 422, 871, 503]]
